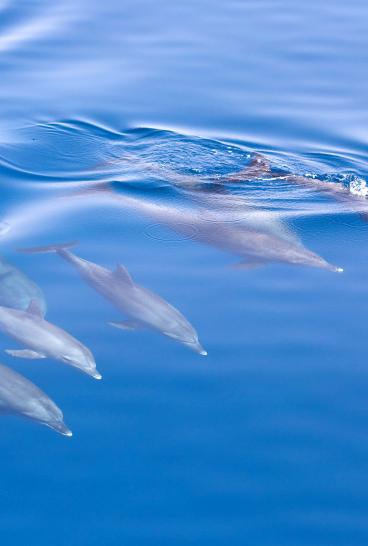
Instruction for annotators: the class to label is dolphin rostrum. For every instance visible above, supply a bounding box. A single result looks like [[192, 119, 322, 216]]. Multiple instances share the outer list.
[[0, 300, 101, 379], [19, 243, 207, 355], [0, 256, 46, 316], [0, 362, 72, 436]]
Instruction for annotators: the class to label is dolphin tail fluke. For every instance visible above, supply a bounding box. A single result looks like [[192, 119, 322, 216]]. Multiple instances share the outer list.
[[17, 241, 78, 254]]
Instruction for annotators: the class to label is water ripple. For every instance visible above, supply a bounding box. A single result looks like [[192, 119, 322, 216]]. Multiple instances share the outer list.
[[1, 119, 368, 230]]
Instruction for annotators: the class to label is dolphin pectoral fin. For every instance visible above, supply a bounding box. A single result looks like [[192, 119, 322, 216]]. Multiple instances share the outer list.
[[231, 260, 266, 270], [108, 320, 141, 331], [26, 299, 44, 318], [5, 349, 47, 359], [113, 264, 134, 285]]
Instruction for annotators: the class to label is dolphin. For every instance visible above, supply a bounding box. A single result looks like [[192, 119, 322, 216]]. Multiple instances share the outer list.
[[18, 243, 207, 355], [80, 185, 343, 272], [0, 256, 46, 316], [221, 153, 368, 205], [99, 151, 345, 270], [0, 300, 101, 379], [104, 148, 368, 217], [0, 362, 72, 436]]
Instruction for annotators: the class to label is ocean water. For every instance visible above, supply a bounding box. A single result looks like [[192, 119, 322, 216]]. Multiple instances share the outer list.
[[1, 0, 368, 544]]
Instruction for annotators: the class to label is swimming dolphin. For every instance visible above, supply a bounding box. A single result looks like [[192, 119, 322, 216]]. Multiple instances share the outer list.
[[221, 153, 368, 205], [0, 300, 101, 379], [100, 150, 346, 270], [0, 256, 46, 316], [81, 185, 342, 272], [0, 362, 71, 436], [105, 148, 368, 217], [19, 243, 207, 355]]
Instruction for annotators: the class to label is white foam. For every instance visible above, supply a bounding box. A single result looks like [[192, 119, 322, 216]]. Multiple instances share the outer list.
[[349, 177, 368, 197]]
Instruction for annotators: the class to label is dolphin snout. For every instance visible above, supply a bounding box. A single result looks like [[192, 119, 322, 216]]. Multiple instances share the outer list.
[[321, 260, 343, 273], [186, 340, 208, 356], [49, 420, 73, 437], [85, 366, 102, 380]]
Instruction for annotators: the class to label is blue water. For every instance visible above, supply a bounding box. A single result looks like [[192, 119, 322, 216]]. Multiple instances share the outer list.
[[1, 0, 368, 544]]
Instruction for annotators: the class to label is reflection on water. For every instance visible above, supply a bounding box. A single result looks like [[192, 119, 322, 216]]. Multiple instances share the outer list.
[[0, 122, 367, 434]]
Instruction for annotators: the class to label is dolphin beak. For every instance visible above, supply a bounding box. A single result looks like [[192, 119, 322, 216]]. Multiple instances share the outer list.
[[326, 263, 344, 273], [92, 370, 102, 380], [50, 421, 73, 437], [187, 341, 208, 356]]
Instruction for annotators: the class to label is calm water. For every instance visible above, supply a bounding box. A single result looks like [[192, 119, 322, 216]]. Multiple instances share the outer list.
[[1, 1, 368, 544]]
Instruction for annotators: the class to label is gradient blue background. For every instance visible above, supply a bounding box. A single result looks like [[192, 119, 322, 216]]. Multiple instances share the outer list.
[[0, 1, 368, 544]]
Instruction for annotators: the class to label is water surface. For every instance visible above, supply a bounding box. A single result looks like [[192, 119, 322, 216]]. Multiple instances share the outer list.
[[0, 1, 368, 545]]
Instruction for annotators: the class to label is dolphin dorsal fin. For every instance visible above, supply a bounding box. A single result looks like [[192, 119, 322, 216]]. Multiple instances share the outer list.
[[114, 264, 134, 285], [26, 299, 43, 317]]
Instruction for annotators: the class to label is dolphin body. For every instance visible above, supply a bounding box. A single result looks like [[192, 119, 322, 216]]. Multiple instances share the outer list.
[[84, 186, 342, 272], [0, 300, 101, 379], [19, 244, 207, 355], [221, 153, 368, 207], [0, 256, 46, 316], [0, 362, 71, 436]]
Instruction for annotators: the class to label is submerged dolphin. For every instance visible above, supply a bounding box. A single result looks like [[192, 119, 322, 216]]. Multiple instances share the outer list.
[[19, 243, 207, 355], [0, 362, 71, 436], [0, 256, 46, 316], [0, 300, 101, 379], [82, 185, 342, 272]]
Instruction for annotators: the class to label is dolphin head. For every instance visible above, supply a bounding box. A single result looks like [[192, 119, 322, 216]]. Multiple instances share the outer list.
[[285, 245, 343, 272], [47, 420, 73, 437], [163, 321, 208, 356], [184, 339, 208, 356], [22, 393, 73, 436], [166, 330, 207, 356], [61, 346, 102, 380]]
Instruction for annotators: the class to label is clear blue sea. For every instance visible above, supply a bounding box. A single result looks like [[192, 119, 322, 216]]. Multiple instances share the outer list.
[[0, 0, 368, 544]]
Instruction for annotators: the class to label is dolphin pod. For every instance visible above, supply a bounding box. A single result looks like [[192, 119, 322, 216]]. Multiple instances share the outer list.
[[0, 300, 101, 380], [18, 243, 207, 356], [0, 253, 99, 436], [0, 362, 71, 436], [0, 142, 356, 437]]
